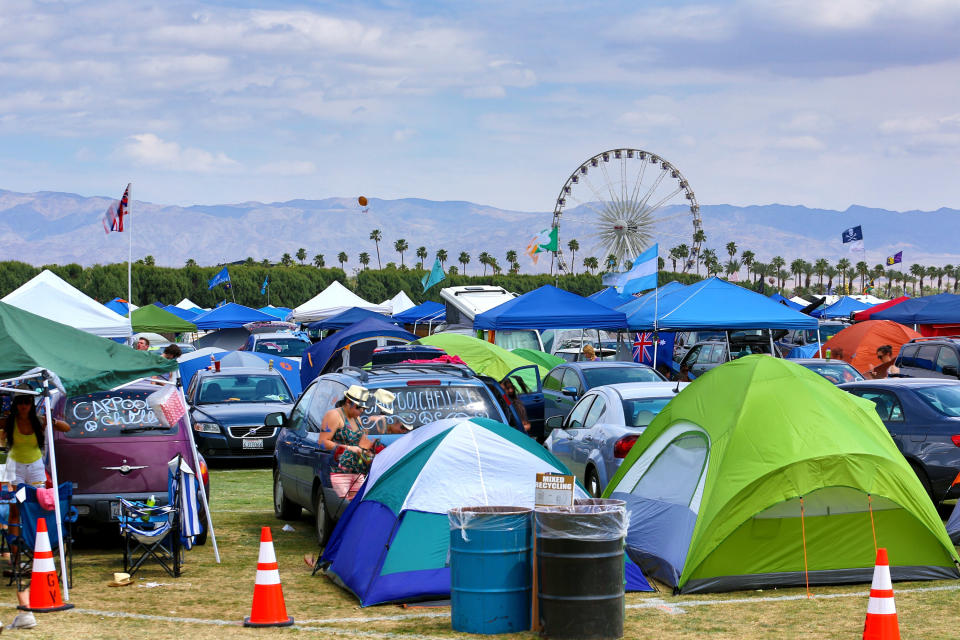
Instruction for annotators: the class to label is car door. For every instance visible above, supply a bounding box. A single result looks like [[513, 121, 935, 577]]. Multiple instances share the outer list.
[[279, 382, 317, 505], [915, 345, 943, 378], [935, 347, 960, 380], [690, 345, 716, 379], [503, 364, 544, 433], [542, 369, 565, 422], [851, 389, 911, 449], [573, 394, 607, 478], [295, 381, 347, 504], [556, 368, 582, 419], [551, 394, 595, 477]]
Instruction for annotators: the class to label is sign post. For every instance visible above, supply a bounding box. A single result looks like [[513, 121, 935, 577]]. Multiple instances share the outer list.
[[532, 472, 575, 631]]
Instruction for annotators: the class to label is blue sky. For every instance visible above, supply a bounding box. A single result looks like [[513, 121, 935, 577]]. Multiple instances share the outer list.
[[2, 0, 960, 211]]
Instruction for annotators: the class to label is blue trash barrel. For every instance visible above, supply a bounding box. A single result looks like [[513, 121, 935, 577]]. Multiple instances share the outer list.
[[448, 506, 532, 635]]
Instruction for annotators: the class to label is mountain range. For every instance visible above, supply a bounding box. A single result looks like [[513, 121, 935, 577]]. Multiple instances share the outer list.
[[1, 188, 958, 271]]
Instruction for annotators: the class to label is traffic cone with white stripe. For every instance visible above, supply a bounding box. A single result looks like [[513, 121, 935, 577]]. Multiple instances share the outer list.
[[863, 548, 899, 640], [19, 518, 74, 613], [243, 526, 293, 627]]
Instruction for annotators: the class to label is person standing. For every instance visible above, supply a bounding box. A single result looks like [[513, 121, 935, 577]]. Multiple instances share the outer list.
[[135, 337, 150, 351], [582, 344, 598, 361]]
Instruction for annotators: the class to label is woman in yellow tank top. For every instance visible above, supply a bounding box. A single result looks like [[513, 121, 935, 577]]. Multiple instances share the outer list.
[[3, 394, 69, 488]]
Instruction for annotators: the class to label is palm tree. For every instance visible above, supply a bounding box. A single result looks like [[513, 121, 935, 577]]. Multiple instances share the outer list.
[[359, 252, 370, 270], [605, 254, 618, 272], [692, 230, 706, 273], [370, 229, 382, 269], [296, 248, 306, 264], [909, 264, 925, 294], [478, 251, 491, 276], [724, 259, 742, 281], [836, 258, 851, 293], [583, 256, 599, 274], [676, 243, 690, 273], [394, 239, 409, 267], [436, 248, 448, 269], [280, 253, 293, 267], [813, 258, 829, 291], [416, 246, 428, 270], [927, 266, 940, 293], [725, 241, 737, 263], [701, 249, 719, 277], [854, 261, 868, 293], [490, 258, 502, 275], [942, 265, 953, 293], [740, 249, 755, 281], [337, 252, 348, 270], [790, 258, 805, 291], [185, 258, 197, 267], [313, 254, 325, 268], [506, 250, 518, 267], [770, 256, 786, 289], [261, 258, 271, 267], [567, 239, 579, 274], [752, 262, 766, 286], [668, 246, 680, 272], [458, 251, 471, 274], [143, 255, 155, 266]]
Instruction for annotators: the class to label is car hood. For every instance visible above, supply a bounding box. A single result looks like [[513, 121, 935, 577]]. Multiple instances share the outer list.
[[192, 402, 293, 425]]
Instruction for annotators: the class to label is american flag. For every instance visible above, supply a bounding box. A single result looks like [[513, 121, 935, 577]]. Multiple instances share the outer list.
[[103, 183, 130, 234]]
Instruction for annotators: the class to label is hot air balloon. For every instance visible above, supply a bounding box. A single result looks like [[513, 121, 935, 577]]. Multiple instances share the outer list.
[[358, 196, 368, 206]]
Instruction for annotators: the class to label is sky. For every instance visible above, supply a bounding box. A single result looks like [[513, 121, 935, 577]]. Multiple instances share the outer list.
[[2, 0, 960, 212]]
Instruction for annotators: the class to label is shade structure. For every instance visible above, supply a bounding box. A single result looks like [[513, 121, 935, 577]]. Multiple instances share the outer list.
[[0, 301, 176, 396], [2, 270, 132, 338], [393, 301, 445, 325], [623, 277, 817, 331], [307, 307, 393, 331], [617, 281, 687, 329], [416, 333, 547, 390], [257, 306, 292, 320], [473, 285, 627, 331], [811, 296, 873, 319], [769, 293, 805, 311], [289, 280, 391, 323], [871, 293, 960, 325], [130, 305, 197, 334], [105, 297, 139, 316], [853, 296, 909, 322], [604, 355, 959, 593], [381, 291, 415, 315], [300, 317, 416, 387], [588, 287, 635, 309], [192, 303, 278, 330], [164, 305, 203, 321], [176, 298, 204, 310], [818, 320, 921, 374]]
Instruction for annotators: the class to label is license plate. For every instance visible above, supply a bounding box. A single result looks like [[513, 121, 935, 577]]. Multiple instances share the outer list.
[[242, 438, 264, 449], [110, 501, 121, 520]]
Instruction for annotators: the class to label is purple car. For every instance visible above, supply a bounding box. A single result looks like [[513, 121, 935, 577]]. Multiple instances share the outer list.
[[53, 383, 210, 536]]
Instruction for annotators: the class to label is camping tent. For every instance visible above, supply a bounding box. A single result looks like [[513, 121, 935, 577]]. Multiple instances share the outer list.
[[300, 317, 416, 387], [511, 348, 564, 370], [308, 307, 395, 332], [812, 296, 873, 319], [321, 417, 591, 606], [473, 285, 627, 331], [131, 305, 197, 334], [871, 293, 960, 334], [853, 296, 909, 322], [947, 501, 960, 545], [769, 293, 805, 311], [381, 291, 415, 315], [603, 356, 959, 593], [289, 281, 391, 323], [192, 303, 278, 330], [2, 270, 132, 338], [416, 333, 549, 384], [621, 277, 817, 331], [393, 301, 446, 325], [588, 287, 635, 309], [818, 320, 921, 374]]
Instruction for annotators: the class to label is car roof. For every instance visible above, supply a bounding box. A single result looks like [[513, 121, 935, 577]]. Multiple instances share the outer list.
[[591, 381, 687, 397], [840, 379, 960, 389], [556, 361, 653, 370], [318, 363, 486, 386], [792, 358, 855, 365], [196, 367, 284, 378], [253, 332, 306, 340]]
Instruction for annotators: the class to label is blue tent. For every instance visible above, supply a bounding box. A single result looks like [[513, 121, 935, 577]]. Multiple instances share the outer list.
[[617, 281, 687, 330], [811, 296, 873, 319], [769, 293, 805, 311], [301, 317, 416, 388], [192, 303, 278, 330], [588, 287, 635, 309], [393, 301, 446, 325], [104, 298, 130, 316], [473, 285, 627, 330], [308, 307, 394, 331], [258, 306, 292, 320], [624, 277, 818, 331], [786, 344, 820, 359], [872, 293, 960, 325], [165, 305, 203, 321]]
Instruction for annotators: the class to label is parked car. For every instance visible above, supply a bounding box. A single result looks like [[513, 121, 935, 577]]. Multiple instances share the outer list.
[[674, 330, 725, 362], [774, 322, 847, 357], [839, 379, 960, 503], [677, 333, 777, 380], [54, 384, 210, 536], [790, 358, 864, 384], [270, 363, 518, 543], [186, 367, 295, 461], [544, 382, 686, 497], [542, 362, 665, 426], [895, 337, 960, 380], [240, 331, 311, 362]]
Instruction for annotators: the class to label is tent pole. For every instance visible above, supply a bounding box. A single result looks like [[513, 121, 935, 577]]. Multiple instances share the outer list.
[[40, 372, 69, 601], [725, 331, 732, 362], [768, 330, 776, 358], [127, 183, 133, 341], [653, 286, 659, 367]]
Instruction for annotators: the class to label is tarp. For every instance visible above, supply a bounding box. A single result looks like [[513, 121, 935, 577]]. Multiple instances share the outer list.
[[301, 317, 416, 388], [604, 356, 959, 593], [178, 350, 301, 395], [0, 301, 176, 396], [812, 296, 873, 319], [588, 287, 635, 309], [194, 327, 250, 351], [192, 303, 278, 330], [872, 293, 960, 325], [511, 348, 565, 370], [381, 291, 415, 315], [818, 320, 921, 374], [622, 277, 817, 331], [131, 305, 197, 334], [473, 285, 627, 331], [2, 270, 132, 338], [322, 417, 595, 606], [289, 280, 391, 323], [769, 293, 805, 311], [416, 333, 549, 385], [853, 296, 909, 322], [393, 301, 445, 325], [258, 306, 292, 320], [308, 307, 394, 332]]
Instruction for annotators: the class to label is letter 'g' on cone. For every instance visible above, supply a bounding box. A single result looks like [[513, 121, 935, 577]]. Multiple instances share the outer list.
[[20, 518, 74, 613], [243, 527, 293, 627], [863, 548, 899, 640]]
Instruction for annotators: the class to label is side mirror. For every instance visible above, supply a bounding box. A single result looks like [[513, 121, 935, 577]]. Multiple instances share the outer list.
[[561, 386, 579, 398], [264, 412, 287, 428], [942, 365, 959, 378], [544, 415, 565, 434]]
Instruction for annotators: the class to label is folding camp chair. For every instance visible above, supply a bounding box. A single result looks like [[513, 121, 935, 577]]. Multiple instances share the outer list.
[[10, 483, 77, 591]]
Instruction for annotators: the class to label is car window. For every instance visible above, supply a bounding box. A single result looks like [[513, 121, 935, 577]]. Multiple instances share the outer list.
[[898, 345, 918, 368], [287, 382, 319, 433], [622, 397, 672, 427], [197, 374, 291, 404], [709, 344, 728, 363], [803, 363, 864, 383], [566, 395, 595, 429], [935, 347, 959, 376], [684, 346, 702, 365], [818, 325, 845, 342], [64, 390, 178, 438], [561, 368, 582, 392], [254, 337, 309, 358], [543, 370, 563, 392], [303, 381, 348, 432], [583, 396, 607, 428], [913, 385, 960, 417], [582, 366, 662, 387], [357, 383, 503, 434], [916, 345, 939, 370], [856, 390, 904, 422]]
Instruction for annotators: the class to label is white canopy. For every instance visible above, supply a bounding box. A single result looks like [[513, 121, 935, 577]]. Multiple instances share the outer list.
[[289, 280, 391, 323], [381, 291, 415, 315], [176, 297, 204, 310], [2, 270, 132, 338]]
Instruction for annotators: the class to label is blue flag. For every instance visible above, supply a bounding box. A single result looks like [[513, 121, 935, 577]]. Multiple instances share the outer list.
[[841, 225, 863, 243], [422, 257, 446, 292], [613, 244, 658, 295], [208, 267, 230, 290], [261, 275, 269, 295]]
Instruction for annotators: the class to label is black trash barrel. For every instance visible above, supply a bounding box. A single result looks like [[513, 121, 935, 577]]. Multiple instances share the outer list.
[[535, 498, 626, 640]]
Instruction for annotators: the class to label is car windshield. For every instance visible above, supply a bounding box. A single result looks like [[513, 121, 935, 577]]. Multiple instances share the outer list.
[[801, 362, 864, 383], [65, 390, 178, 438], [198, 375, 292, 404], [914, 385, 960, 417], [254, 337, 308, 357], [357, 384, 502, 435], [621, 397, 673, 428], [583, 367, 663, 387]]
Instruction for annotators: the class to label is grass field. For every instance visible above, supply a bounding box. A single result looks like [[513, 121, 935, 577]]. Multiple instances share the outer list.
[[8, 467, 959, 639]]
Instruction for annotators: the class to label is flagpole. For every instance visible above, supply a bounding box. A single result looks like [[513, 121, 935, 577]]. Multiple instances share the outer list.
[[127, 183, 133, 339]]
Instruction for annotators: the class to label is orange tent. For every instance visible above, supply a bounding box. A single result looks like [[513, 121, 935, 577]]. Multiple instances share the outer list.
[[818, 320, 920, 374]]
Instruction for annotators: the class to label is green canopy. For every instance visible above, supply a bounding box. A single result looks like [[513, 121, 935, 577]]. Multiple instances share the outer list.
[[0, 301, 177, 396], [511, 348, 564, 371], [604, 355, 960, 593], [416, 333, 548, 388], [131, 304, 197, 334]]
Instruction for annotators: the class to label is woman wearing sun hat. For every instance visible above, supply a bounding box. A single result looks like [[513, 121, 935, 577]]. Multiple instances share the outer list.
[[318, 385, 378, 474]]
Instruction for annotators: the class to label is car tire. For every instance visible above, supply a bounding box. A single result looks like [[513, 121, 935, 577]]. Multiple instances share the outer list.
[[908, 461, 936, 504], [586, 467, 602, 499], [273, 469, 300, 520], [314, 489, 333, 546]]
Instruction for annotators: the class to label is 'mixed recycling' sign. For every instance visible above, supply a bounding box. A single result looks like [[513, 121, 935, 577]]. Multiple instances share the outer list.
[[535, 472, 575, 507]]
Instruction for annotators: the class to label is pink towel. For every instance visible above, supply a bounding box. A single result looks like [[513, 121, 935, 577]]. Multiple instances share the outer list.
[[401, 355, 467, 366], [36, 487, 56, 511]]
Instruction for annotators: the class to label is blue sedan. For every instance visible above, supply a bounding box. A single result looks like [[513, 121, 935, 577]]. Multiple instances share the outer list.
[[541, 361, 665, 424]]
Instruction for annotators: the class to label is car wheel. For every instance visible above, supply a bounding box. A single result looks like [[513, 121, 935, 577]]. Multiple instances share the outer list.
[[273, 469, 300, 520], [908, 461, 936, 504], [314, 489, 333, 546], [586, 467, 602, 498]]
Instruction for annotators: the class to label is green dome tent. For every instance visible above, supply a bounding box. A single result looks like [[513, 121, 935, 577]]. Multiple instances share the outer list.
[[603, 355, 960, 593]]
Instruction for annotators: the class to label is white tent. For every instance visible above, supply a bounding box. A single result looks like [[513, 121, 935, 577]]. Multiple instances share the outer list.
[[381, 291, 415, 315], [176, 297, 204, 311], [2, 270, 131, 338], [289, 280, 391, 323]]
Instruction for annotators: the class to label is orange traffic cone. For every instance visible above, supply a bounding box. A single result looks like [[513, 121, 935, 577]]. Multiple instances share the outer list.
[[19, 518, 74, 613], [243, 526, 293, 627], [863, 548, 899, 640]]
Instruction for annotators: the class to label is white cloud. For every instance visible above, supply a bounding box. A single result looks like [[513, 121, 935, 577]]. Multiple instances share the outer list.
[[617, 111, 681, 130], [392, 128, 416, 142], [612, 6, 734, 42], [119, 134, 239, 173], [771, 136, 827, 151], [256, 161, 317, 176]]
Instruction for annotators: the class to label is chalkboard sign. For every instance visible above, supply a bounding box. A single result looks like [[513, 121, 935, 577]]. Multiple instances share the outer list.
[[65, 390, 177, 438]]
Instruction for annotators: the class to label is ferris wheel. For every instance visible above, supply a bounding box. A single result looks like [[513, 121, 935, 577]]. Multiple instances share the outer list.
[[551, 148, 702, 272]]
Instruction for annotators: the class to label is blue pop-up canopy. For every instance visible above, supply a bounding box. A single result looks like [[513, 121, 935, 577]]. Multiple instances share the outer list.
[[473, 285, 627, 330], [588, 287, 635, 309], [617, 281, 687, 330], [812, 296, 873, 319], [164, 305, 203, 321], [258, 306, 292, 320], [300, 317, 416, 388], [393, 301, 446, 325], [192, 303, 278, 330], [625, 277, 818, 331], [104, 298, 130, 316], [872, 293, 960, 325], [308, 307, 393, 331], [769, 293, 805, 311]]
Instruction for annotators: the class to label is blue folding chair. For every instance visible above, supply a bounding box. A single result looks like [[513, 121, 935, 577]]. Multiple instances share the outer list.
[[11, 483, 77, 590]]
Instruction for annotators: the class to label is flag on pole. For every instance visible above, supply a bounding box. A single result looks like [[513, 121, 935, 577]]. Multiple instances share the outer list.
[[102, 183, 131, 234], [525, 227, 558, 264], [632, 331, 675, 370], [261, 276, 269, 296], [841, 225, 863, 253], [208, 267, 230, 290], [421, 257, 446, 292], [613, 244, 659, 295], [886, 251, 902, 266]]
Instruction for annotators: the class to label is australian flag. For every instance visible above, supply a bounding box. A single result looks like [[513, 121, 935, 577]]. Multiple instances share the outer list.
[[633, 331, 676, 371]]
